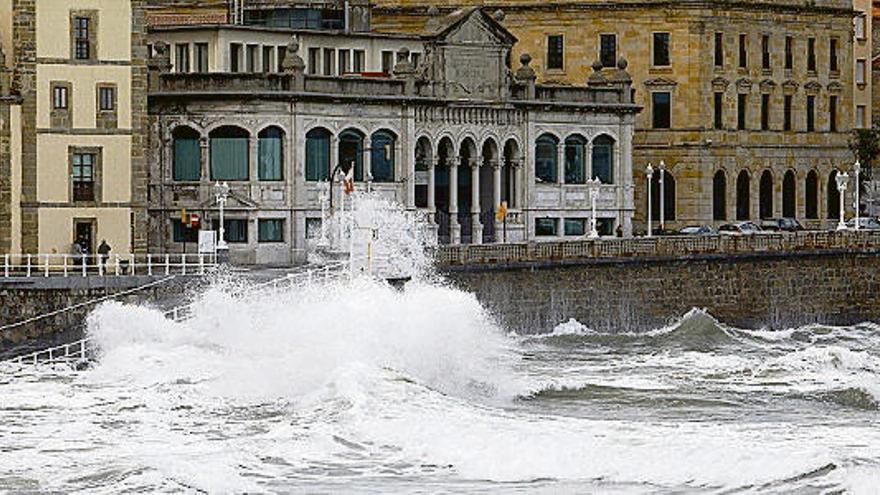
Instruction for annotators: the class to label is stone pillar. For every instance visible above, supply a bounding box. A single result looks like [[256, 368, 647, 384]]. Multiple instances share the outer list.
[[249, 136, 259, 182], [449, 162, 460, 244], [586, 142, 594, 181], [557, 145, 565, 184], [199, 137, 209, 181], [329, 136, 339, 179], [493, 161, 502, 241], [427, 160, 436, 215], [471, 158, 482, 244], [364, 138, 372, 184]]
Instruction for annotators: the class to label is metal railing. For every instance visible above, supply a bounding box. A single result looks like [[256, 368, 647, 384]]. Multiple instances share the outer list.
[[0, 253, 218, 278], [0, 260, 351, 368]]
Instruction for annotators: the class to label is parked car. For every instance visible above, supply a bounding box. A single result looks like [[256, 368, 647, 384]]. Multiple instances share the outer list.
[[718, 222, 763, 235], [678, 225, 718, 236], [759, 218, 805, 232], [845, 217, 880, 230]]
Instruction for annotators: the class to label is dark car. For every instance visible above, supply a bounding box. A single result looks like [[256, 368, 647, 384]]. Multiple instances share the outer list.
[[759, 218, 805, 232], [678, 225, 718, 236], [719, 222, 763, 235]]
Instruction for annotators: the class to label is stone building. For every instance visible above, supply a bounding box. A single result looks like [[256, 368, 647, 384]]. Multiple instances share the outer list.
[[0, 0, 149, 256], [854, 0, 872, 130], [373, 0, 859, 230], [146, 8, 638, 264]]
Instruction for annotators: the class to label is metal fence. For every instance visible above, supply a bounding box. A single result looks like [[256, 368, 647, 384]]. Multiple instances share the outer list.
[[434, 230, 880, 266], [0, 253, 218, 278]]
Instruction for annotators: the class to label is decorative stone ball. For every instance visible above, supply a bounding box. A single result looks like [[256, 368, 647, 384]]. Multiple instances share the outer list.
[[617, 56, 628, 70], [592, 60, 603, 71], [493, 9, 506, 21], [427, 6, 440, 16], [520, 53, 532, 66]]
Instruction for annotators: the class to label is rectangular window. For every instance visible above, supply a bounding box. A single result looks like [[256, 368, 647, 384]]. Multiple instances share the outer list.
[[652, 92, 671, 129], [829, 95, 837, 132], [714, 92, 723, 129], [53, 85, 68, 109], [172, 220, 199, 243], [855, 16, 866, 40], [262, 46, 273, 73], [323, 48, 335, 75], [737, 93, 747, 130], [535, 218, 558, 237], [547, 35, 564, 70], [277, 46, 286, 72], [738, 33, 747, 68], [258, 219, 284, 242], [353, 50, 365, 72], [195, 43, 209, 72], [308, 47, 319, 75], [653, 32, 670, 66], [175, 43, 190, 73], [806, 95, 815, 131], [98, 86, 114, 111], [338, 49, 350, 74], [784, 94, 793, 131], [856, 105, 866, 128], [599, 34, 616, 68], [410, 52, 421, 68], [219, 219, 247, 243], [714, 32, 724, 67], [305, 218, 323, 239], [761, 35, 770, 70], [785, 36, 793, 70], [246, 44, 259, 72], [857, 59, 867, 84], [807, 38, 816, 72], [72, 153, 95, 202], [564, 218, 586, 236], [829, 38, 838, 72], [230, 43, 243, 72], [74, 16, 91, 60], [761, 94, 770, 130], [381, 50, 394, 74]]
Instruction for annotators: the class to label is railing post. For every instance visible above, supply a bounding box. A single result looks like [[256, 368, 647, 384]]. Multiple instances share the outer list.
[[165, 254, 170, 275], [26, 254, 31, 277], [82, 254, 87, 277], [147, 254, 153, 276], [3, 254, 8, 278], [182, 253, 187, 275], [44, 255, 49, 277], [114, 254, 120, 276], [199, 254, 204, 275], [98, 253, 104, 276], [130, 254, 136, 275], [80, 340, 86, 358]]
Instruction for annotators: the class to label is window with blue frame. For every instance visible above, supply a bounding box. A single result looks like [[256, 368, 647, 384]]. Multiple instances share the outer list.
[[591, 135, 614, 184], [210, 126, 249, 181], [338, 129, 364, 181], [258, 219, 284, 242], [370, 130, 395, 182], [535, 134, 558, 183], [305, 128, 331, 181], [172, 126, 200, 181], [212, 219, 248, 243], [564, 135, 586, 184], [535, 217, 558, 236], [258, 126, 283, 181], [564, 218, 586, 236]]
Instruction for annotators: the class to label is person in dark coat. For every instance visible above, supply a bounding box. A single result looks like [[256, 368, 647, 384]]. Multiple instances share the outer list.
[[97, 240, 111, 270]]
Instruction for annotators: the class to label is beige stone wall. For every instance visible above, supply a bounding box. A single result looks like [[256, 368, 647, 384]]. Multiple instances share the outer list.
[[38, 208, 131, 254], [36, 0, 131, 62], [0, 0, 12, 68], [36, 65, 132, 129], [853, 0, 872, 128], [36, 134, 132, 203], [10, 104, 21, 254]]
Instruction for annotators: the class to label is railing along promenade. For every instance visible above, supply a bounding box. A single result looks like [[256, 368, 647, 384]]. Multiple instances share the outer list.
[[434, 230, 880, 267], [0, 253, 217, 278]]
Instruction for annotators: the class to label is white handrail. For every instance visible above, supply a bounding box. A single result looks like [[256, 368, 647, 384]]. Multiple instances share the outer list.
[[0, 253, 219, 278]]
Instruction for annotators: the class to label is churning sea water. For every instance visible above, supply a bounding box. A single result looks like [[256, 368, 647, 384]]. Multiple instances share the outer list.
[[0, 273, 879, 494]]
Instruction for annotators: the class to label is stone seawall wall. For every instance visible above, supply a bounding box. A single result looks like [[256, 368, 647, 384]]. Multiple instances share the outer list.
[[445, 251, 880, 334]]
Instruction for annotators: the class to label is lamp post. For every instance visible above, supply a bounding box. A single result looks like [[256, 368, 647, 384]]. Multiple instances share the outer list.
[[587, 177, 601, 239], [659, 160, 666, 232], [835, 171, 849, 231], [214, 181, 231, 253], [853, 160, 861, 231], [646, 163, 654, 237]]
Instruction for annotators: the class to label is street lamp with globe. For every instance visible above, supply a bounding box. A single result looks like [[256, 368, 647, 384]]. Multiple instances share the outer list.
[[214, 181, 231, 251], [835, 171, 849, 231]]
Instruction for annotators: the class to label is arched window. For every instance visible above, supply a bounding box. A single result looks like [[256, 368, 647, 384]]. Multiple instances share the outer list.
[[650, 169, 676, 221], [209, 126, 249, 181], [805, 170, 819, 219], [338, 129, 365, 181], [713, 171, 726, 221], [782, 170, 796, 218], [172, 126, 200, 181], [592, 135, 615, 184], [370, 130, 395, 182], [535, 134, 558, 183], [414, 136, 432, 208], [759, 170, 773, 219], [502, 139, 519, 208], [305, 128, 331, 182], [564, 135, 586, 184], [736, 170, 750, 220], [827, 170, 840, 219], [258, 126, 284, 181]]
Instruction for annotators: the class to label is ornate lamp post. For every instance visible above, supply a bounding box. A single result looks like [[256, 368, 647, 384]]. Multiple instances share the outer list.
[[853, 160, 861, 231], [646, 163, 654, 237], [659, 160, 666, 232], [587, 177, 601, 239], [835, 171, 849, 231], [214, 181, 230, 251]]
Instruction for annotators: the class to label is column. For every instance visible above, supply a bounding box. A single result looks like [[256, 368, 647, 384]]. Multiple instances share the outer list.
[[249, 136, 259, 182], [471, 158, 482, 244], [450, 161, 460, 244], [404, 143, 414, 208], [493, 161, 502, 209], [586, 142, 594, 181], [364, 138, 372, 184], [199, 137, 209, 181], [557, 144, 565, 184], [427, 159, 436, 216]]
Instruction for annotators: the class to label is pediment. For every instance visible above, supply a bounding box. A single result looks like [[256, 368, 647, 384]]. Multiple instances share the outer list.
[[782, 79, 799, 94], [759, 79, 777, 92], [804, 80, 823, 94], [198, 189, 259, 209], [735, 77, 752, 91], [432, 8, 516, 46], [827, 81, 844, 93], [643, 76, 678, 88], [711, 76, 729, 90]]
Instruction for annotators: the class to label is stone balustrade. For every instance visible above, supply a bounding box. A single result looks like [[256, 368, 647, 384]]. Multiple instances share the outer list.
[[435, 231, 880, 267]]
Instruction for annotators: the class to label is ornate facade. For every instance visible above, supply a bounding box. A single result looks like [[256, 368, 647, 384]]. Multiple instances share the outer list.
[[147, 8, 638, 264]]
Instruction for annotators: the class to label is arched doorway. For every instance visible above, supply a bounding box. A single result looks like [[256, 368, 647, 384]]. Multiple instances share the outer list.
[[502, 139, 519, 209], [458, 137, 477, 244], [434, 137, 454, 244], [414, 136, 432, 208], [338, 128, 365, 181], [782, 170, 796, 218], [759, 170, 773, 219], [713, 170, 726, 221], [827, 170, 840, 220], [481, 138, 499, 242], [805, 170, 819, 219], [736, 170, 750, 220]]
